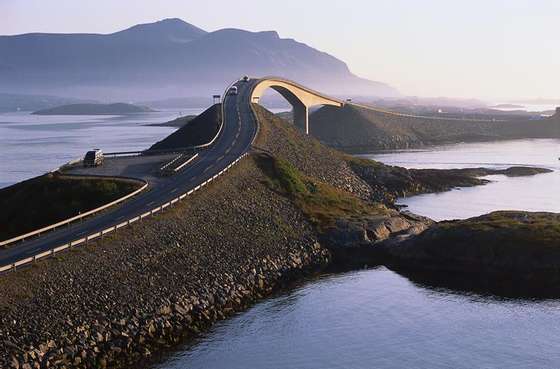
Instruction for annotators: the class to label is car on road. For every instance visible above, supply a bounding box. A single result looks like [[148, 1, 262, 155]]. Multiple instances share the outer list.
[[241, 75, 250, 82], [229, 86, 238, 95], [83, 149, 104, 167]]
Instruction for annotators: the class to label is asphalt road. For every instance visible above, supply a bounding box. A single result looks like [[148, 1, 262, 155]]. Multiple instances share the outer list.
[[0, 79, 259, 267]]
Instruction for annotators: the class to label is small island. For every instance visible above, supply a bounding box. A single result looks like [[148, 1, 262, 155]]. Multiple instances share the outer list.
[[32, 103, 155, 115], [490, 103, 525, 109], [382, 211, 560, 296]]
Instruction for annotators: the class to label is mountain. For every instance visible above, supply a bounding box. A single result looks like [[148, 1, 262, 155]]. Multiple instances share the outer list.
[[0, 18, 399, 100]]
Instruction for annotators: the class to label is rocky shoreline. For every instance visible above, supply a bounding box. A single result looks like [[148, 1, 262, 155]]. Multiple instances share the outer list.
[[1, 105, 555, 369]]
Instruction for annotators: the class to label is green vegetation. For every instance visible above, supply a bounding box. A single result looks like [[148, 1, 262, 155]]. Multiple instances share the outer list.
[[0, 173, 141, 242], [259, 155, 386, 231], [435, 211, 560, 248], [390, 211, 560, 273]]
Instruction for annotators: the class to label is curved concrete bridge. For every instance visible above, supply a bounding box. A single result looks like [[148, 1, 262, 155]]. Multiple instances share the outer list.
[[250, 76, 344, 134]]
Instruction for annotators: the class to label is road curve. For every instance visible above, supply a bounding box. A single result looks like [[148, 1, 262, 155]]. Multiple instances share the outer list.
[[0, 79, 260, 268]]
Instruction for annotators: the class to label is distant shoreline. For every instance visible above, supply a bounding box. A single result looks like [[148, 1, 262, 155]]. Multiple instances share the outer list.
[[32, 103, 155, 115]]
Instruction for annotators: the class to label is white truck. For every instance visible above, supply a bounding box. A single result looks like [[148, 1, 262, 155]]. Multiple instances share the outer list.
[[83, 149, 104, 167]]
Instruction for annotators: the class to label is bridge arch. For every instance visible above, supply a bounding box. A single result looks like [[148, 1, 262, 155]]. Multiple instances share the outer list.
[[250, 77, 343, 134]]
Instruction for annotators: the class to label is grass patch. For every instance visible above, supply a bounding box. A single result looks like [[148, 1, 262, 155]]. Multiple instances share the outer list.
[[0, 173, 141, 242], [257, 154, 387, 230], [437, 212, 560, 247]]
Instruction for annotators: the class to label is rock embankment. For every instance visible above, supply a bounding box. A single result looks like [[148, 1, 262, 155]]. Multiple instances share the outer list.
[[0, 157, 330, 369], [382, 211, 560, 296]]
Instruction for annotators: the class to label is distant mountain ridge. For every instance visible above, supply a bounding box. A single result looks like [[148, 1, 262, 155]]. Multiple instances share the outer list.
[[0, 18, 399, 100]]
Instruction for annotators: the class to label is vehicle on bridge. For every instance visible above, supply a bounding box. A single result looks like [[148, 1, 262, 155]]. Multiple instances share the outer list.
[[83, 149, 104, 167], [229, 86, 238, 95]]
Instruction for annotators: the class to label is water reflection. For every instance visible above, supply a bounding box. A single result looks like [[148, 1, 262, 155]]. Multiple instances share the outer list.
[[153, 267, 560, 369]]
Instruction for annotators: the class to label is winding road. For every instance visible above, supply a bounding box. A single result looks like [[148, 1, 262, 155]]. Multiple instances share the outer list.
[[0, 79, 260, 269]]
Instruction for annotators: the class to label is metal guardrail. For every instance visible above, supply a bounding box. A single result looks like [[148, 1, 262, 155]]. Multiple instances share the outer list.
[[0, 152, 249, 274], [159, 153, 199, 176], [0, 180, 149, 247]]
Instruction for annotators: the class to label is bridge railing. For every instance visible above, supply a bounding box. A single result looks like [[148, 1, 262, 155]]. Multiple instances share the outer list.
[[255, 76, 344, 106]]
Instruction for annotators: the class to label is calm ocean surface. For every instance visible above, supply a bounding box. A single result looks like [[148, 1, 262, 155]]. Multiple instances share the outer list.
[[0, 109, 200, 189], [152, 138, 560, 369], [369, 139, 560, 220]]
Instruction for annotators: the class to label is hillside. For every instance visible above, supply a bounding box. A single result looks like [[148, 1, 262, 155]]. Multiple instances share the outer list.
[[0, 173, 141, 241], [0, 18, 398, 100], [149, 104, 221, 150], [310, 104, 560, 151], [32, 103, 154, 115]]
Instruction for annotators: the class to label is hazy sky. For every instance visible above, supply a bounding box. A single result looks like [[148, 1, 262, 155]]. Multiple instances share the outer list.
[[1, 0, 558, 100]]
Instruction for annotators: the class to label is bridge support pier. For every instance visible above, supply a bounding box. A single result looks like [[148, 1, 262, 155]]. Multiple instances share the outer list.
[[250, 77, 343, 135], [293, 103, 309, 134]]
